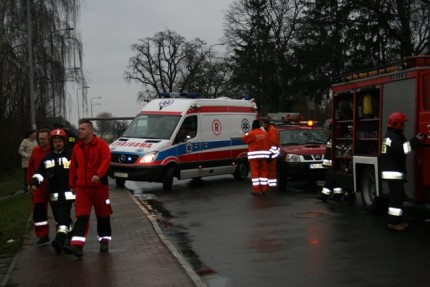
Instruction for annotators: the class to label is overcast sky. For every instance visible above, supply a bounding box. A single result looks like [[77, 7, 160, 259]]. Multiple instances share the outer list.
[[68, 0, 234, 125]]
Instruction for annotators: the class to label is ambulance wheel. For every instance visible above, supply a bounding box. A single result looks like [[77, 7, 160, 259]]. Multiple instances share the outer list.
[[163, 166, 175, 192], [360, 166, 386, 214], [115, 178, 126, 187], [233, 160, 249, 180]]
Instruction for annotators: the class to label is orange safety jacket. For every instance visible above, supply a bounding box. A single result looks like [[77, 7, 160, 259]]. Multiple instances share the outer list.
[[242, 128, 271, 159]]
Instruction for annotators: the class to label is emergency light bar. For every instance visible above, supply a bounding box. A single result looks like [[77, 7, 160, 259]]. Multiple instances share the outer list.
[[266, 112, 301, 122], [298, 120, 318, 127]]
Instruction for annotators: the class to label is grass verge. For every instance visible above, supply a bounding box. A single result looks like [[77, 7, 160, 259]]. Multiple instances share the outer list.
[[0, 171, 23, 197], [0, 171, 32, 255]]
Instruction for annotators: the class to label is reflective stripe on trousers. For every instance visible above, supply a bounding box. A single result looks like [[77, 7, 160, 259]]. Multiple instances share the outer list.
[[388, 207, 402, 217], [381, 171, 404, 180]]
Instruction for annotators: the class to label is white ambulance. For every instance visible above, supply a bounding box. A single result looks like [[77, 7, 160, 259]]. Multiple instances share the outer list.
[[109, 94, 257, 191]]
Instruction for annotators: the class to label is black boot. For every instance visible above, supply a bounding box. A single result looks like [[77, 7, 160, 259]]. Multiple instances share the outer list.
[[63, 244, 83, 258], [51, 233, 67, 254]]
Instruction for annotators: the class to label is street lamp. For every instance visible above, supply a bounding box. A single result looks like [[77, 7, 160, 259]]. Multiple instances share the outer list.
[[90, 96, 102, 118], [76, 86, 89, 120], [91, 103, 100, 118]]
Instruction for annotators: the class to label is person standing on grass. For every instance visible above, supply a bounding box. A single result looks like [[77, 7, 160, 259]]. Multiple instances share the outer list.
[[18, 129, 38, 193], [27, 129, 51, 246], [63, 119, 112, 258]]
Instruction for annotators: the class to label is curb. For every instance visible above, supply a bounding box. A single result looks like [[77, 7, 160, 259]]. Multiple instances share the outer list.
[[128, 192, 208, 287]]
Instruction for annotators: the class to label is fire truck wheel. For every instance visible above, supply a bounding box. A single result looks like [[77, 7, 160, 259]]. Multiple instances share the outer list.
[[360, 166, 386, 214], [233, 160, 249, 180], [163, 166, 175, 192], [115, 178, 126, 188]]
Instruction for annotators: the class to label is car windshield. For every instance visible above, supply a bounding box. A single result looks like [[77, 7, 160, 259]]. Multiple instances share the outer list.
[[121, 114, 181, 139], [279, 129, 327, 145]]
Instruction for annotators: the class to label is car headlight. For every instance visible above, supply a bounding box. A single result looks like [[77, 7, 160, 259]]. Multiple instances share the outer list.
[[286, 154, 300, 162], [139, 151, 158, 163]]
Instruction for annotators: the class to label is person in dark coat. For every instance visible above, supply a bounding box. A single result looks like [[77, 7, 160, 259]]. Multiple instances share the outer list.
[[380, 112, 426, 231], [31, 128, 74, 253]]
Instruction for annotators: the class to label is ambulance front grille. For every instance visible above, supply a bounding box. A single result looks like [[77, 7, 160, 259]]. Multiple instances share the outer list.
[[111, 154, 139, 164]]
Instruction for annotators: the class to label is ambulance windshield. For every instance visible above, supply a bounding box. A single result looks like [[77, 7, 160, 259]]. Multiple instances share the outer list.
[[122, 114, 181, 139]]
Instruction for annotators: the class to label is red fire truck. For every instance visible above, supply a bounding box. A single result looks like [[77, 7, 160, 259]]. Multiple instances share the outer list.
[[330, 55, 430, 212]]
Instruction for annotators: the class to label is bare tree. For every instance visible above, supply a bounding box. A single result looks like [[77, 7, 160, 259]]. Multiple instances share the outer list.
[[125, 29, 209, 101], [95, 112, 114, 138], [0, 0, 85, 173]]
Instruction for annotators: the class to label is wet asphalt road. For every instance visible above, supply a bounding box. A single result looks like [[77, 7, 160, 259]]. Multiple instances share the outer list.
[[128, 176, 430, 287]]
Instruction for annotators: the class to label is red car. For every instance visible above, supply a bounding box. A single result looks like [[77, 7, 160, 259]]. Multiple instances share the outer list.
[[275, 120, 328, 190]]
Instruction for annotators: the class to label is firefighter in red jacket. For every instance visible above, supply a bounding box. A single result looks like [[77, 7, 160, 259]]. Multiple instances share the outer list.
[[63, 119, 113, 257], [27, 129, 51, 246], [261, 118, 280, 191], [30, 129, 74, 253], [381, 112, 426, 231], [243, 120, 271, 195]]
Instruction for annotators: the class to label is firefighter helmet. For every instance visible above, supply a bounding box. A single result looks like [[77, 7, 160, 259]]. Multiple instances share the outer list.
[[50, 128, 67, 142], [387, 112, 408, 129]]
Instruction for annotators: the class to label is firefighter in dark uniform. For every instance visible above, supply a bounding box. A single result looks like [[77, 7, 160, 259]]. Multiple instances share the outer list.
[[317, 119, 344, 201], [53, 123, 77, 149], [381, 112, 426, 231], [30, 128, 75, 253]]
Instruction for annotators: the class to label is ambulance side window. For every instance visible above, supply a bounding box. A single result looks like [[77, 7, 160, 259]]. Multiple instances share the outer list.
[[174, 116, 198, 144]]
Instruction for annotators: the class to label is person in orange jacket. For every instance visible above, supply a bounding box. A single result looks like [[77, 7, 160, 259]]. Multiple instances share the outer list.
[[261, 118, 280, 191], [63, 119, 113, 257], [242, 120, 271, 195]]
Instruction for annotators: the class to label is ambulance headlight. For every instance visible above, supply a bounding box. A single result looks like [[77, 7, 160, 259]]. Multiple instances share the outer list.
[[286, 154, 300, 162], [139, 152, 158, 163]]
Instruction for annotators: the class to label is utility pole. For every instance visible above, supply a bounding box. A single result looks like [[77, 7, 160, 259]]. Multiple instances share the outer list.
[[26, 0, 36, 130], [76, 86, 90, 121]]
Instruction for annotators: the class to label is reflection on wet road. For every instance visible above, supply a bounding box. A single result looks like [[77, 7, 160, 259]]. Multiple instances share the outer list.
[[129, 176, 430, 287]]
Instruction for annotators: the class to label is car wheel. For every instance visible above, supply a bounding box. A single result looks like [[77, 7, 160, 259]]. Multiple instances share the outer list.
[[115, 178, 126, 187], [163, 166, 175, 192]]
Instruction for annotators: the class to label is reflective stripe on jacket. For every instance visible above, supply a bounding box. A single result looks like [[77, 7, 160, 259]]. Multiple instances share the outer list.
[[380, 127, 420, 178], [242, 128, 271, 160]]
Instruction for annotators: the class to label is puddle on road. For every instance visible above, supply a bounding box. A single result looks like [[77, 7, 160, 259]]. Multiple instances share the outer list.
[[136, 194, 217, 277], [294, 211, 326, 218]]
